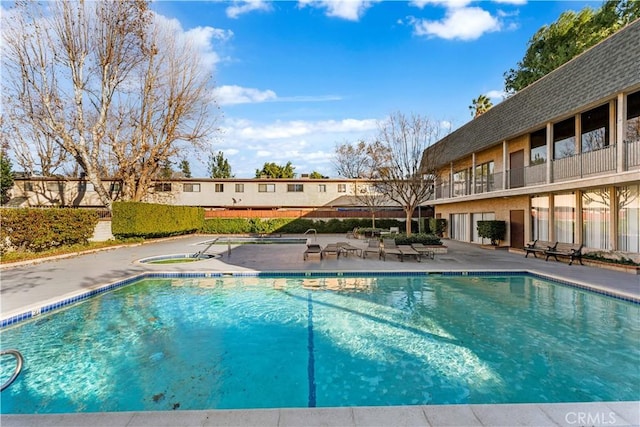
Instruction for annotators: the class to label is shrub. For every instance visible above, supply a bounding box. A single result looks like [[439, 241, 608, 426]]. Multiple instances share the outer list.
[[477, 220, 506, 246], [0, 208, 99, 253], [429, 218, 447, 237], [112, 202, 203, 238]]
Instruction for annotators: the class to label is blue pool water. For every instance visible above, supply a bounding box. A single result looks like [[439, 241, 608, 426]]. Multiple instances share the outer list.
[[1, 274, 638, 413]]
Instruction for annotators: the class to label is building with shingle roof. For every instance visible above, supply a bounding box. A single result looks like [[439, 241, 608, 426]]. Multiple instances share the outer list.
[[422, 20, 640, 259]]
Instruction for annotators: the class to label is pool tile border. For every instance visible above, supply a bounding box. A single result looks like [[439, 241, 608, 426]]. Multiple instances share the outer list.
[[2, 269, 638, 329]]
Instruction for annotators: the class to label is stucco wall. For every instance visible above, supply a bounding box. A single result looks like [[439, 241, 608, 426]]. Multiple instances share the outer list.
[[435, 195, 530, 246]]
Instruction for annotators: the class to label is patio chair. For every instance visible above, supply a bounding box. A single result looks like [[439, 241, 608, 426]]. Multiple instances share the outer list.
[[411, 243, 435, 260], [363, 239, 381, 259], [337, 241, 362, 257], [381, 238, 403, 261], [303, 244, 323, 261], [346, 227, 358, 239], [322, 243, 341, 258], [398, 245, 421, 262]]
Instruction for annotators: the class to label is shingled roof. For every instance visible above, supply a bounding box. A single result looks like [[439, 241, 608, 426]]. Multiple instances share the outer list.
[[427, 19, 640, 167]]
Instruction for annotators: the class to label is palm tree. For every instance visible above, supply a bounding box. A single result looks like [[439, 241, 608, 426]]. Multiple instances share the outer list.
[[469, 95, 493, 118]]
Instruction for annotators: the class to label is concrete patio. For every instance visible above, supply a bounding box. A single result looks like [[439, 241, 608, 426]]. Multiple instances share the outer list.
[[1, 234, 638, 426]]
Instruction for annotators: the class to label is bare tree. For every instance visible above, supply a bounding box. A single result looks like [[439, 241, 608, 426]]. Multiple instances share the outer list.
[[1, 114, 70, 176], [1, 1, 217, 209], [333, 140, 391, 228], [374, 112, 444, 236]]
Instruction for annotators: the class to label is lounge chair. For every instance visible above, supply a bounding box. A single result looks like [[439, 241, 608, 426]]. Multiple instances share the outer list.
[[337, 242, 362, 257], [303, 244, 323, 261], [363, 239, 381, 259], [322, 243, 341, 258], [381, 238, 403, 261], [398, 245, 421, 262], [411, 243, 435, 260]]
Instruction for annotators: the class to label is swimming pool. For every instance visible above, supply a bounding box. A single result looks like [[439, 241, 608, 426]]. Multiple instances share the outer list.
[[1, 272, 638, 413]]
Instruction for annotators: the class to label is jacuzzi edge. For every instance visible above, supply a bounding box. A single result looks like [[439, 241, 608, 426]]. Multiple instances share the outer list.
[[2, 269, 638, 329]]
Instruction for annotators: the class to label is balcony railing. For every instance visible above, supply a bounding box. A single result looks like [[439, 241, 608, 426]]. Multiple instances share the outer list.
[[524, 163, 546, 186], [626, 139, 640, 169], [552, 144, 616, 182]]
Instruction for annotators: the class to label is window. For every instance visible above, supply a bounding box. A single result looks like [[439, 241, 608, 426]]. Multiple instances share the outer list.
[[78, 182, 95, 192], [627, 91, 640, 142], [582, 189, 610, 250], [474, 161, 494, 193], [318, 184, 326, 192], [530, 128, 547, 165], [23, 182, 34, 192], [453, 169, 470, 197], [581, 104, 609, 152], [287, 184, 303, 192], [554, 193, 575, 243], [553, 118, 575, 159], [258, 183, 275, 192], [214, 183, 224, 192], [531, 196, 550, 241], [183, 183, 201, 192], [154, 183, 171, 192], [450, 213, 469, 241], [618, 184, 639, 252], [337, 184, 346, 193], [110, 182, 121, 193], [235, 183, 244, 193], [47, 182, 63, 191]]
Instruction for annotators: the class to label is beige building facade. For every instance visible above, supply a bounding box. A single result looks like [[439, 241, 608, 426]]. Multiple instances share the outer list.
[[424, 21, 640, 256]]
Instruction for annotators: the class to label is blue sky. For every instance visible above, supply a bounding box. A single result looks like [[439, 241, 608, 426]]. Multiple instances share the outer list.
[[141, 1, 597, 177]]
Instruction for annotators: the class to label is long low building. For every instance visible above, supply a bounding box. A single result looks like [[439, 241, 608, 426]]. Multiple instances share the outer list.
[[422, 20, 639, 258], [7, 177, 415, 220]]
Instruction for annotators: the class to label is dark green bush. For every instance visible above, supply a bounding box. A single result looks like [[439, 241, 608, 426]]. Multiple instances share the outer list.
[[393, 233, 442, 246], [199, 217, 413, 235], [0, 208, 99, 253], [429, 218, 447, 237], [112, 202, 203, 238], [477, 220, 506, 246]]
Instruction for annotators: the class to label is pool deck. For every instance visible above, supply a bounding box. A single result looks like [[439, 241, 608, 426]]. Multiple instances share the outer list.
[[1, 234, 639, 426]]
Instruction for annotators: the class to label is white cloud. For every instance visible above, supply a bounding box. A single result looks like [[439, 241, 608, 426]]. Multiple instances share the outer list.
[[213, 85, 342, 105], [215, 116, 380, 177], [412, 6, 501, 40], [493, 0, 526, 4], [226, 0, 271, 19], [153, 14, 232, 72], [213, 85, 278, 105], [485, 89, 507, 100], [298, 0, 380, 21], [409, 0, 472, 8]]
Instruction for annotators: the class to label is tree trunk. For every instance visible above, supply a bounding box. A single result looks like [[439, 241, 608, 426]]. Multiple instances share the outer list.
[[405, 209, 413, 236]]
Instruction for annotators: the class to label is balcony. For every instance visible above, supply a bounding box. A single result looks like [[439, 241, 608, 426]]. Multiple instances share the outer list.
[[433, 142, 638, 201]]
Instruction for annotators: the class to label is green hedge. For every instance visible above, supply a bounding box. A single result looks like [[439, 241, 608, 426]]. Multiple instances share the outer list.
[[112, 202, 204, 238], [393, 233, 442, 246], [199, 218, 416, 234], [0, 208, 99, 253]]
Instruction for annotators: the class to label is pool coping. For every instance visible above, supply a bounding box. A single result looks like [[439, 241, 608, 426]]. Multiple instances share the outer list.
[[2, 268, 638, 329], [1, 400, 638, 426]]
